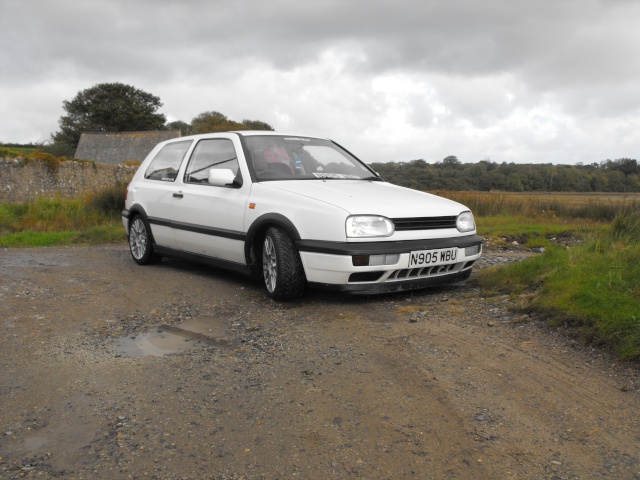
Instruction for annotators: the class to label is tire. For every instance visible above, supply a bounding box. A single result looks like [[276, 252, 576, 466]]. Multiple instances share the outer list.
[[262, 227, 306, 300], [128, 215, 161, 265]]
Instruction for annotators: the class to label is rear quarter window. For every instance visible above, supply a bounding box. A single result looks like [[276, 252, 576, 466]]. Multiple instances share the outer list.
[[144, 140, 193, 181]]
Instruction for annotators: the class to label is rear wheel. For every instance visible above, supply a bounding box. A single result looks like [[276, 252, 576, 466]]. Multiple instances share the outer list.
[[128, 215, 161, 265], [262, 227, 306, 300]]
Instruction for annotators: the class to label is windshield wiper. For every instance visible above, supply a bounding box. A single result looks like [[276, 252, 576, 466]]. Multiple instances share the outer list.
[[190, 157, 237, 175]]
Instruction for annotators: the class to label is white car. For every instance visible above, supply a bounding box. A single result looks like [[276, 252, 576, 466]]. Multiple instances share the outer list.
[[122, 132, 482, 300]]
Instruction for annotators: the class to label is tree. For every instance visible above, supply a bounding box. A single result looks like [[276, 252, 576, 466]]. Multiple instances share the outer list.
[[442, 155, 460, 166], [609, 158, 639, 176], [188, 111, 275, 134], [190, 111, 247, 134], [242, 119, 274, 131], [51, 83, 166, 148], [165, 120, 192, 136]]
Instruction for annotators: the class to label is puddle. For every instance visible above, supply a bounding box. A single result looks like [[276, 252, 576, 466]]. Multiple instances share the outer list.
[[112, 316, 231, 357]]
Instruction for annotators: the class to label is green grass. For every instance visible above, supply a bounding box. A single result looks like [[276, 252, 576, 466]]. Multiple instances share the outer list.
[[476, 215, 605, 248], [0, 230, 78, 247], [0, 146, 37, 157], [0, 187, 127, 247], [0, 225, 125, 247], [477, 213, 640, 360]]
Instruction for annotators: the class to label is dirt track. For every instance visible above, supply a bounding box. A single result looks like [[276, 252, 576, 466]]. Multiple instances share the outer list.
[[1, 244, 639, 479]]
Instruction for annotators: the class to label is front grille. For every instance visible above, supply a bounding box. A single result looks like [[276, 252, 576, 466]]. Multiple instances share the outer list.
[[392, 216, 457, 231]]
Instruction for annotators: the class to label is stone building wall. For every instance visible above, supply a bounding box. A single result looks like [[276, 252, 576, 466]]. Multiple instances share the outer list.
[[74, 130, 181, 164], [0, 157, 137, 203]]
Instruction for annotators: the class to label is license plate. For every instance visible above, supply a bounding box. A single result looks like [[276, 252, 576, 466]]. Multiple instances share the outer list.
[[408, 248, 458, 268]]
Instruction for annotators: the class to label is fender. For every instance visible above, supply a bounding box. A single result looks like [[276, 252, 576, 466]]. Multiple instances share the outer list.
[[123, 204, 156, 243], [244, 212, 302, 265]]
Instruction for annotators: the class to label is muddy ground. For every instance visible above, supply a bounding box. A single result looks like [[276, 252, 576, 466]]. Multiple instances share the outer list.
[[0, 244, 639, 479]]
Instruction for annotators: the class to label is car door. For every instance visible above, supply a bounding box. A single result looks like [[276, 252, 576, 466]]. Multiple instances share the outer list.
[[170, 137, 250, 264], [134, 139, 194, 249]]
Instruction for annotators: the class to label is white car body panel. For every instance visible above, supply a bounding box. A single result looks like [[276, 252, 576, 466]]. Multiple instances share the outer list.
[[266, 180, 465, 218], [170, 182, 247, 262], [127, 181, 178, 249], [262, 180, 472, 242], [245, 183, 349, 242]]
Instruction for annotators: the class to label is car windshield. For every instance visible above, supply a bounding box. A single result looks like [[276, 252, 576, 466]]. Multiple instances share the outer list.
[[243, 135, 376, 181]]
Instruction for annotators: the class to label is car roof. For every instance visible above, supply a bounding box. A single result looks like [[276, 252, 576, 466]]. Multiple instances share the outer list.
[[235, 131, 323, 138], [163, 131, 329, 142]]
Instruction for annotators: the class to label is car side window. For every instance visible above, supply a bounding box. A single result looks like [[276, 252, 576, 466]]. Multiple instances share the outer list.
[[144, 140, 192, 182], [184, 139, 240, 185]]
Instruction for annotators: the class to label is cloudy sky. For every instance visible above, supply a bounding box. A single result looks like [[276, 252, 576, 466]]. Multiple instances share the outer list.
[[1, 0, 640, 165]]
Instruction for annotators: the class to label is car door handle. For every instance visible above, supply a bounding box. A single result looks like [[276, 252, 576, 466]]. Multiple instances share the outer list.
[[173, 192, 184, 199]]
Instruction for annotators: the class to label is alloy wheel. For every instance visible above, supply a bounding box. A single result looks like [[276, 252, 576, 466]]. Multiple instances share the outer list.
[[263, 235, 277, 293], [129, 218, 147, 260]]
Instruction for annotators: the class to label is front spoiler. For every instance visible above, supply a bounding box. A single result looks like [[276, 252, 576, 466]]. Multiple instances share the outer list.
[[308, 268, 472, 294]]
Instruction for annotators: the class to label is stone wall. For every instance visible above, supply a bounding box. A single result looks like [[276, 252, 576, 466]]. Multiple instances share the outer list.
[[0, 157, 137, 203], [74, 130, 181, 164]]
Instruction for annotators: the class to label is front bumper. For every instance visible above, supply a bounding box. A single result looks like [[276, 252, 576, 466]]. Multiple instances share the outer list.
[[297, 234, 482, 293]]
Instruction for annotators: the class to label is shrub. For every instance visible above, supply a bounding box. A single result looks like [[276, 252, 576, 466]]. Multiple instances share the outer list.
[[39, 142, 76, 158], [88, 182, 128, 214], [611, 210, 640, 242], [24, 151, 65, 174]]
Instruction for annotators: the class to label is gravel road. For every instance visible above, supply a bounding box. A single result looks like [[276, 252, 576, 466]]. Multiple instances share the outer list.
[[1, 244, 639, 479]]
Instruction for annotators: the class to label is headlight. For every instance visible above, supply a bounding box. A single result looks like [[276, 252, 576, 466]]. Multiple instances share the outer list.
[[346, 216, 394, 238], [456, 211, 475, 232]]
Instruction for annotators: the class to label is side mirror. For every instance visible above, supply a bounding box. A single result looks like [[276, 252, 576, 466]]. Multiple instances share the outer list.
[[208, 169, 238, 187]]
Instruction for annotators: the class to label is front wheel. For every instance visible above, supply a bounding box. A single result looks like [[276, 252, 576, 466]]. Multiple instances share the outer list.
[[262, 227, 306, 300], [128, 215, 161, 265]]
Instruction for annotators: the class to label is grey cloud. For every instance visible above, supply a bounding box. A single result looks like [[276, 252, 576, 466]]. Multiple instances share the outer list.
[[2, 0, 640, 162], [5, 0, 639, 86]]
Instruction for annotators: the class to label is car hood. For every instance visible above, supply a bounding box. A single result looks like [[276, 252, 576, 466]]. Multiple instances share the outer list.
[[264, 180, 468, 217]]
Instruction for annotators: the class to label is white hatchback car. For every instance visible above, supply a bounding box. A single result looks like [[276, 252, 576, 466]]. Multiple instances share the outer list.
[[122, 132, 482, 300]]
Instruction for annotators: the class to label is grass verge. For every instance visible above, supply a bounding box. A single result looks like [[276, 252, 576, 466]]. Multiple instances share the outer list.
[[477, 212, 640, 360], [476, 215, 605, 248], [0, 225, 125, 248], [0, 186, 127, 247]]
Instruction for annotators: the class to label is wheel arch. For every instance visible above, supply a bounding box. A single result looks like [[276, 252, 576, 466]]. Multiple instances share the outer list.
[[126, 205, 156, 243], [244, 213, 302, 277]]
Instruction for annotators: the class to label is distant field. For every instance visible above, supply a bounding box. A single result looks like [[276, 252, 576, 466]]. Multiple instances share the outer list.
[[432, 190, 639, 222], [496, 191, 640, 203]]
